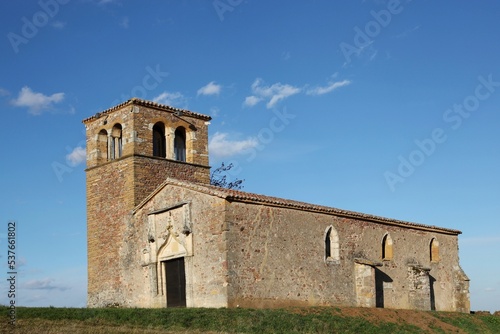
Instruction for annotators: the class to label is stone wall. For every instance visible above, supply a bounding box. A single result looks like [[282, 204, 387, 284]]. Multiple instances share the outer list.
[[132, 156, 209, 206], [87, 172, 469, 311], [83, 99, 469, 312], [354, 262, 377, 308], [86, 158, 133, 307], [83, 99, 210, 171], [124, 184, 229, 308], [224, 201, 468, 311], [84, 99, 211, 307], [407, 265, 431, 310]]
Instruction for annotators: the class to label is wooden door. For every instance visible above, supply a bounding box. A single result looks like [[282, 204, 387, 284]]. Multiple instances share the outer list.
[[165, 257, 186, 307]]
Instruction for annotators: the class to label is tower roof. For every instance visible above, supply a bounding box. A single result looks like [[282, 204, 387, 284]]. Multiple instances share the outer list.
[[82, 97, 212, 124]]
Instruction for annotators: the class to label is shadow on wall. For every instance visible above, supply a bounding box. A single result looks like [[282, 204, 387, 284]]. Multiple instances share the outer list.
[[375, 268, 437, 310], [375, 268, 392, 308], [430, 274, 436, 311]]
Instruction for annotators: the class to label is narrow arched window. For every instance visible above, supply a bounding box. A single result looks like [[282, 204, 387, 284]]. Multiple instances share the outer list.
[[110, 124, 122, 160], [97, 129, 108, 162], [430, 238, 439, 262], [325, 226, 339, 262], [382, 234, 393, 260], [153, 122, 166, 158], [174, 127, 186, 162], [325, 228, 331, 258]]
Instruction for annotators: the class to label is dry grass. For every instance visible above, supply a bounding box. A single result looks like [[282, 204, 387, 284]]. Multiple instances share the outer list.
[[1, 306, 499, 334], [0, 319, 227, 334]]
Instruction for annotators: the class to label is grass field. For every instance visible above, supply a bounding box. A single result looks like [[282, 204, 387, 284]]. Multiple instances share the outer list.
[[1, 306, 500, 333]]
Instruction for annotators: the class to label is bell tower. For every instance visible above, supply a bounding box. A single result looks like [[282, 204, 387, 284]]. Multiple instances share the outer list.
[[83, 98, 211, 306]]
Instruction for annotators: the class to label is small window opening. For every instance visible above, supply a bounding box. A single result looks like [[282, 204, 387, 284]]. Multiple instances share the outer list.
[[382, 234, 393, 260], [110, 124, 122, 160], [153, 122, 166, 158], [97, 129, 108, 162], [430, 238, 440, 262], [174, 127, 186, 162], [325, 226, 339, 262], [325, 228, 331, 258]]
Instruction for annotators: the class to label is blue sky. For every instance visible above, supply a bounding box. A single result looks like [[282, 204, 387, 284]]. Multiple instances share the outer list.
[[0, 0, 499, 311]]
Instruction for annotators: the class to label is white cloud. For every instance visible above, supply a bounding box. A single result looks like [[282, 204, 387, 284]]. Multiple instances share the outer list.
[[394, 25, 421, 39], [153, 91, 187, 108], [16, 256, 27, 268], [306, 79, 352, 96], [22, 278, 70, 291], [120, 17, 129, 29], [245, 78, 301, 109], [243, 95, 262, 107], [210, 106, 220, 117], [342, 41, 375, 67], [66, 146, 86, 167], [209, 132, 259, 158], [51, 21, 66, 29], [11, 86, 64, 115], [197, 81, 221, 96]]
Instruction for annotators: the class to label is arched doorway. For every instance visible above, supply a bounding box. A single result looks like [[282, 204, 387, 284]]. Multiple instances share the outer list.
[[157, 235, 187, 307]]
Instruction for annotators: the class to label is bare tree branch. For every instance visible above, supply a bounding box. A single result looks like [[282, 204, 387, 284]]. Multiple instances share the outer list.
[[210, 162, 244, 190]]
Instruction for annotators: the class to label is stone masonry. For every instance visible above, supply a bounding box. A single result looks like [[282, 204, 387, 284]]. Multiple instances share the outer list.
[[84, 98, 470, 312]]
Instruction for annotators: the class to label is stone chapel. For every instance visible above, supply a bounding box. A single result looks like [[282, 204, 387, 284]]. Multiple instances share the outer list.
[[83, 98, 470, 312]]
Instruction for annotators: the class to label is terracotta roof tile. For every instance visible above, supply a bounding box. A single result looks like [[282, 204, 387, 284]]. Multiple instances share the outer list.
[[82, 97, 211, 123], [135, 178, 462, 235]]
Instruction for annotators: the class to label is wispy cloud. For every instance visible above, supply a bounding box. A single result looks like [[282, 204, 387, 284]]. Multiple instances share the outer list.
[[209, 132, 258, 158], [210, 106, 220, 117], [98, 0, 118, 4], [120, 17, 129, 29], [394, 25, 420, 39], [197, 81, 221, 96], [66, 146, 86, 167], [11, 86, 64, 115], [22, 278, 71, 291], [17, 256, 27, 268], [306, 79, 351, 96], [243, 95, 262, 107], [153, 91, 187, 108], [0, 88, 10, 96], [51, 21, 66, 29], [244, 78, 301, 109], [342, 41, 376, 67]]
